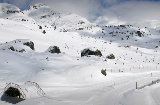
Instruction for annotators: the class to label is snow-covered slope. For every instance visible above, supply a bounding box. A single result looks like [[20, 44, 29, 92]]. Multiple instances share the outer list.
[[25, 3, 60, 26], [0, 2, 160, 105], [25, 3, 92, 30], [0, 3, 92, 32]]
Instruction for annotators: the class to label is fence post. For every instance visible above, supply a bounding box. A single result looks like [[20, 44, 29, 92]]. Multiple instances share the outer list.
[[136, 82, 138, 89]]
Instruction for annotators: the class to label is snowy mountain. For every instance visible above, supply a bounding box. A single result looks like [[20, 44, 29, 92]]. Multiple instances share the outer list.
[[0, 3, 92, 32], [25, 3, 92, 31], [0, 3, 20, 17], [0, 2, 160, 105], [25, 3, 61, 25]]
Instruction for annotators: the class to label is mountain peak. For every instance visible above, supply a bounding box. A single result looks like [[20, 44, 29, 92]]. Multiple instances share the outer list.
[[28, 3, 50, 10], [0, 3, 20, 16], [0, 3, 20, 11]]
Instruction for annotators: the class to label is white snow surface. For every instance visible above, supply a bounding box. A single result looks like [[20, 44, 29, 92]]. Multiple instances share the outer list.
[[0, 3, 160, 105]]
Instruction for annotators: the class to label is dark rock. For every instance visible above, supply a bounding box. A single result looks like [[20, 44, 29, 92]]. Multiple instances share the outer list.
[[42, 30, 46, 34], [136, 31, 143, 37], [21, 19, 26, 21], [19, 49, 25, 53], [39, 25, 42, 29], [23, 41, 35, 50], [124, 45, 131, 48], [119, 25, 126, 28], [107, 54, 115, 59], [47, 46, 61, 54], [54, 26, 56, 30], [155, 46, 159, 48], [9, 46, 15, 51], [78, 28, 84, 30], [101, 69, 107, 76], [81, 48, 102, 57]]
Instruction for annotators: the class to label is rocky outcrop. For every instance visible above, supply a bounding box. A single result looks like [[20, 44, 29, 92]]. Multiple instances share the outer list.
[[101, 69, 107, 76], [106, 54, 115, 59], [46, 46, 61, 54], [23, 41, 35, 50], [81, 48, 102, 57], [136, 31, 143, 37], [0, 39, 35, 53]]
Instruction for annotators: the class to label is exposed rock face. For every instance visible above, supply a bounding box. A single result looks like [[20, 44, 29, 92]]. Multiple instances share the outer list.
[[4, 87, 21, 98], [23, 41, 35, 50], [9, 46, 15, 51], [46, 46, 61, 54], [81, 48, 102, 57], [106, 54, 115, 59]]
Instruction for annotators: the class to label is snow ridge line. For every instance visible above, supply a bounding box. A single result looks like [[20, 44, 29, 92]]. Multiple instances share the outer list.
[[24, 81, 45, 96]]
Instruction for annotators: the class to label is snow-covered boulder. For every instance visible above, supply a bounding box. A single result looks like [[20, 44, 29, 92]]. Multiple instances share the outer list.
[[106, 54, 115, 59], [46, 46, 61, 54], [23, 41, 35, 50], [0, 39, 35, 53], [81, 48, 102, 57]]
